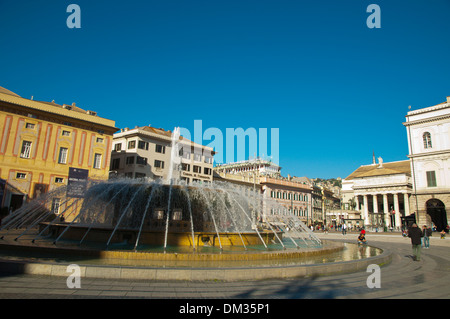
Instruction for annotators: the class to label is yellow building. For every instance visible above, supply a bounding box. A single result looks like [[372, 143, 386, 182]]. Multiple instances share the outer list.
[[0, 86, 117, 213]]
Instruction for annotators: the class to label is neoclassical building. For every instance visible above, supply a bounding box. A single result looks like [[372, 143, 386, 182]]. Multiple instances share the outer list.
[[342, 159, 412, 230], [404, 96, 450, 231]]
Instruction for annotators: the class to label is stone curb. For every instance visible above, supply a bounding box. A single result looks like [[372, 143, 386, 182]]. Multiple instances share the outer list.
[[0, 245, 392, 281]]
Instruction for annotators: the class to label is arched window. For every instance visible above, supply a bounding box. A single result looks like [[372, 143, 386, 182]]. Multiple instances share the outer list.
[[423, 132, 432, 149]]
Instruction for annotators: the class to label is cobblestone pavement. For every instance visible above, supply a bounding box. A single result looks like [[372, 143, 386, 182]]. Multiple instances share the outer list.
[[0, 232, 449, 299]]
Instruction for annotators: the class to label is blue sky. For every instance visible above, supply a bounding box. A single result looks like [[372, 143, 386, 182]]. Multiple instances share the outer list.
[[1, 0, 449, 179]]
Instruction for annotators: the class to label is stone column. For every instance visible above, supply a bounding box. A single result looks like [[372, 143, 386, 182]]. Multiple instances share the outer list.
[[404, 193, 410, 216], [373, 194, 378, 214], [363, 195, 369, 226], [383, 194, 390, 228], [394, 193, 401, 230]]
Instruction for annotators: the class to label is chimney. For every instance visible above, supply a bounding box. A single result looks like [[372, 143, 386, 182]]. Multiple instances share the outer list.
[[447, 96, 450, 103]]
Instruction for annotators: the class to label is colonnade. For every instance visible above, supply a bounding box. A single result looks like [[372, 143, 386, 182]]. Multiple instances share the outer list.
[[355, 192, 411, 229]]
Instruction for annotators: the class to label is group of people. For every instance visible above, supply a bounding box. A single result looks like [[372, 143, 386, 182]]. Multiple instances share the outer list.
[[355, 224, 437, 261], [408, 224, 434, 261]]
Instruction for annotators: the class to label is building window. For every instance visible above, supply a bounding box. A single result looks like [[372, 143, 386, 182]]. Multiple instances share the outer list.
[[193, 165, 201, 173], [172, 209, 182, 221], [51, 198, 61, 215], [153, 209, 165, 220], [93, 153, 102, 169], [55, 177, 64, 183], [426, 171, 437, 187], [423, 132, 432, 149], [136, 156, 147, 165], [16, 172, 26, 179], [114, 143, 122, 151], [182, 149, 191, 160], [204, 156, 213, 164], [155, 144, 165, 154], [194, 153, 202, 162], [126, 156, 135, 165], [20, 141, 32, 158], [58, 147, 68, 164], [138, 141, 149, 150], [182, 163, 190, 171], [204, 167, 212, 175], [135, 172, 146, 179], [25, 123, 35, 129], [111, 158, 120, 170], [62, 130, 70, 136], [128, 140, 136, 149], [154, 160, 165, 169], [96, 137, 104, 143]]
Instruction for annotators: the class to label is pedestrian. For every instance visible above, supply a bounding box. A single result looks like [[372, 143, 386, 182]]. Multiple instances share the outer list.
[[342, 223, 347, 235], [357, 233, 367, 245], [360, 227, 366, 236], [422, 225, 431, 249], [408, 223, 423, 261]]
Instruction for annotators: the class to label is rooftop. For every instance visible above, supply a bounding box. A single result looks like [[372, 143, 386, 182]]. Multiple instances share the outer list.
[[114, 125, 215, 152], [0, 86, 116, 130], [345, 160, 411, 180]]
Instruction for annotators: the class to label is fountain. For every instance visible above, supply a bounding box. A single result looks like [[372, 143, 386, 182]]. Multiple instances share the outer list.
[[0, 128, 388, 280], [0, 179, 321, 253]]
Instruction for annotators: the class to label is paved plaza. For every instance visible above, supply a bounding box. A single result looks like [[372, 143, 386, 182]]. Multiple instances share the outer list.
[[0, 232, 449, 299]]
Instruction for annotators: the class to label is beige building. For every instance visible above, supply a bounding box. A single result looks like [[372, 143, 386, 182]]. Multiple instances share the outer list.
[[214, 157, 281, 178], [404, 96, 450, 231], [214, 159, 313, 224], [110, 126, 215, 183]]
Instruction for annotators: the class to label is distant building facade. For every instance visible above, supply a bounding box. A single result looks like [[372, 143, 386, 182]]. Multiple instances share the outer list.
[[342, 159, 412, 230], [0, 86, 117, 212], [404, 96, 450, 231], [111, 126, 215, 183], [214, 157, 281, 178], [214, 159, 313, 224]]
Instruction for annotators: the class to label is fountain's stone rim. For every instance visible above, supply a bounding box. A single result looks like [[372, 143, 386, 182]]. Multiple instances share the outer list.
[[0, 238, 342, 262], [0, 241, 391, 281]]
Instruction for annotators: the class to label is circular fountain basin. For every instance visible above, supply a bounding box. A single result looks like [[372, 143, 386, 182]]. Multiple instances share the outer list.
[[0, 229, 390, 281]]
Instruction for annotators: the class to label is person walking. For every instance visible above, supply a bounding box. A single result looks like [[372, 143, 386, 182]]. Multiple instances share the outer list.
[[408, 223, 423, 261], [422, 225, 431, 249], [342, 223, 347, 235]]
